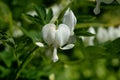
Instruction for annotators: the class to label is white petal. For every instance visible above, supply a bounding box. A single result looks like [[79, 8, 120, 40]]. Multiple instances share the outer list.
[[60, 44, 74, 50], [96, 27, 109, 43], [63, 8, 77, 35], [52, 47, 58, 62], [42, 24, 56, 45], [93, 0, 101, 15], [35, 42, 44, 47], [55, 24, 70, 46], [101, 0, 114, 4]]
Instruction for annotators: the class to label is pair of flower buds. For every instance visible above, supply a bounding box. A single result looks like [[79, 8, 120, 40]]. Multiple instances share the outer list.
[[94, 0, 120, 15], [36, 8, 77, 62]]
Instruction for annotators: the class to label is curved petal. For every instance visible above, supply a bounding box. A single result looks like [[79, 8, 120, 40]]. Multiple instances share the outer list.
[[60, 44, 74, 50], [42, 24, 56, 45], [55, 24, 70, 47], [52, 47, 58, 62], [63, 8, 77, 35]]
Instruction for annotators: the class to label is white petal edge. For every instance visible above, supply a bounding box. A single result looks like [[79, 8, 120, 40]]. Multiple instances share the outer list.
[[60, 44, 74, 50], [63, 8, 77, 34], [42, 24, 56, 45], [52, 47, 58, 62], [35, 42, 44, 47], [55, 24, 70, 46]]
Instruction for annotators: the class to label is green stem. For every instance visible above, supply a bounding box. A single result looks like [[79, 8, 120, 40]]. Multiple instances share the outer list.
[[15, 46, 38, 80]]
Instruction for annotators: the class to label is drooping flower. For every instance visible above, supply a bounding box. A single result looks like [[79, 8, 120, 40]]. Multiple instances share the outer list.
[[63, 8, 77, 35], [42, 23, 74, 62]]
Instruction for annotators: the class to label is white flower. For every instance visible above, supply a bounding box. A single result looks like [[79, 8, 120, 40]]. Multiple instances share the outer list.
[[42, 23, 74, 62], [96, 27, 109, 43], [82, 27, 96, 46], [63, 8, 77, 35]]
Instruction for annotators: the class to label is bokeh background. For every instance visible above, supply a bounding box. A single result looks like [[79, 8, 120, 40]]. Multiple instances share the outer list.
[[0, 0, 120, 80]]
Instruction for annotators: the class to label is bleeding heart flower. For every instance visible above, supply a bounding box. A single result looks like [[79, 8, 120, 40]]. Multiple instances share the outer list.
[[42, 23, 74, 62]]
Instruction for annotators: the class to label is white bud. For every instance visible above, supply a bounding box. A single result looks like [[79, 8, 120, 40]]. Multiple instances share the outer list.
[[63, 8, 77, 35], [35, 42, 44, 47]]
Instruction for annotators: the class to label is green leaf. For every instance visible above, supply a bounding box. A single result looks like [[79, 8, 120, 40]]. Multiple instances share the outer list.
[[35, 5, 46, 24], [46, 8, 53, 23], [0, 32, 15, 48], [23, 14, 41, 24], [104, 38, 120, 54], [75, 29, 95, 36], [85, 46, 107, 59]]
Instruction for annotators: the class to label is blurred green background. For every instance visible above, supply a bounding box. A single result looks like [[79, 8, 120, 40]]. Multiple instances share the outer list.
[[0, 0, 120, 80]]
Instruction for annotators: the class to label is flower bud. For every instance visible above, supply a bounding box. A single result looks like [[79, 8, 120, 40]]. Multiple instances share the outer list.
[[63, 8, 77, 35]]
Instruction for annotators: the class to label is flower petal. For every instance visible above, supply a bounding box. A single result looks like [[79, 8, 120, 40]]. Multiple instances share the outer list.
[[60, 44, 74, 50], [52, 47, 58, 62], [93, 0, 101, 15], [63, 8, 77, 35], [42, 24, 56, 45], [35, 42, 44, 47], [55, 24, 70, 46], [96, 27, 109, 43]]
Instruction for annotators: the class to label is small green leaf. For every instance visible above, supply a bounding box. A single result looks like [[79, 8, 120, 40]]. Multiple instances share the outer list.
[[46, 8, 53, 23], [35, 5, 46, 24], [0, 32, 15, 48], [23, 14, 41, 24]]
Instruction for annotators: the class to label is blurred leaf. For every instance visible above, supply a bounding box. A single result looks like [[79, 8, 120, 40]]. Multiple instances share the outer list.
[[104, 38, 120, 55], [46, 8, 53, 23], [35, 5, 46, 24], [75, 29, 95, 36], [0, 32, 15, 48], [23, 14, 41, 24], [20, 27, 42, 42], [85, 46, 107, 59]]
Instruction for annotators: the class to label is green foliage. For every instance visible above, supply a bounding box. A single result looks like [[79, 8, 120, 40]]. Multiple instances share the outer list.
[[0, 0, 120, 80]]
